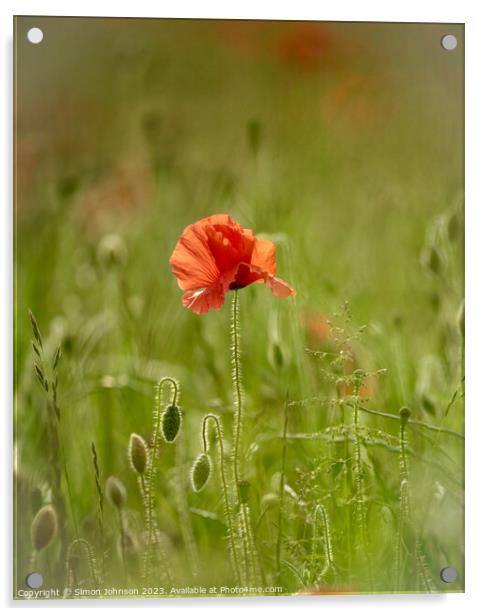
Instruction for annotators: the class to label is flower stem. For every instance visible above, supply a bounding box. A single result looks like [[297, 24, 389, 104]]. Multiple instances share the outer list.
[[311, 504, 335, 584], [118, 509, 127, 584], [143, 377, 178, 582], [231, 290, 244, 490], [275, 394, 289, 583], [65, 538, 99, 589], [351, 381, 373, 588], [202, 413, 241, 584], [395, 414, 410, 590], [229, 291, 255, 583], [175, 435, 200, 580]]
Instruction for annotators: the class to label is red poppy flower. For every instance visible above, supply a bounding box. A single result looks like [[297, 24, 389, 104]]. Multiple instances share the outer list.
[[169, 214, 296, 314]]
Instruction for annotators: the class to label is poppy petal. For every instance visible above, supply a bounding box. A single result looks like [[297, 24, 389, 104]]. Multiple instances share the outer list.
[[206, 223, 254, 273], [181, 267, 238, 314], [251, 238, 276, 276], [182, 282, 227, 314], [169, 223, 220, 291], [266, 276, 296, 298]]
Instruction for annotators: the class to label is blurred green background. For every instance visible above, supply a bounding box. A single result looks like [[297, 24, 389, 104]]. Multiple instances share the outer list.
[[14, 17, 464, 595]]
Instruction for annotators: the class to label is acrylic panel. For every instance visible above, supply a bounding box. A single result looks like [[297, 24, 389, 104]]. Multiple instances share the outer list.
[[13, 16, 464, 600]]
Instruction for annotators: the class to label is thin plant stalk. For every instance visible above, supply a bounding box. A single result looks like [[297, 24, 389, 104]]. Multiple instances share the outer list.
[[90, 442, 105, 579], [341, 403, 353, 584], [202, 413, 241, 584], [29, 314, 79, 557], [275, 394, 289, 583], [117, 509, 128, 584], [238, 504, 259, 585], [175, 434, 200, 580], [311, 504, 335, 584], [229, 291, 253, 582], [143, 377, 178, 582], [350, 374, 373, 587], [64, 538, 100, 590], [394, 408, 436, 593], [415, 538, 436, 592], [395, 408, 411, 590], [231, 290, 244, 489]]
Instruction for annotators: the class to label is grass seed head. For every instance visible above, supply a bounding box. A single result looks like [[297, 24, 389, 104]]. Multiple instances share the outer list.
[[29, 309, 43, 349], [31, 504, 58, 551], [106, 476, 127, 510], [191, 453, 212, 492], [128, 433, 148, 474], [162, 404, 182, 443]]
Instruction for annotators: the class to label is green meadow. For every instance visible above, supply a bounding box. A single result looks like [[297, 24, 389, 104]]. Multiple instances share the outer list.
[[14, 18, 464, 597]]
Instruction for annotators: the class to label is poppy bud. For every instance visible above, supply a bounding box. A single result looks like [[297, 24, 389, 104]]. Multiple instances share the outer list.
[[31, 505, 58, 551], [128, 433, 148, 474], [238, 480, 251, 504], [447, 210, 460, 241], [106, 476, 127, 510], [352, 368, 366, 392], [30, 487, 43, 515], [399, 406, 411, 426], [420, 394, 436, 416], [97, 234, 127, 269], [161, 404, 182, 443], [191, 453, 212, 492], [422, 245, 441, 276], [268, 340, 285, 372]]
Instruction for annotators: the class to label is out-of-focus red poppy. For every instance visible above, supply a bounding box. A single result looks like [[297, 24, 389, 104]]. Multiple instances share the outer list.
[[322, 72, 391, 129], [169, 214, 295, 314], [275, 22, 363, 73], [75, 158, 154, 235], [215, 20, 268, 57], [305, 312, 331, 347], [277, 23, 338, 71], [337, 352, 377, 400]]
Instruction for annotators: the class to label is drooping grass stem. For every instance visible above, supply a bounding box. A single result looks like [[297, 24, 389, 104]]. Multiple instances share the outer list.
[[291, 396, 464, 440]]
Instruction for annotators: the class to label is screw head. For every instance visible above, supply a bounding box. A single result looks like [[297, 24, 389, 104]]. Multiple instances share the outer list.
[[25, 572, 43, 589], [440, 566, 458, 583]]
